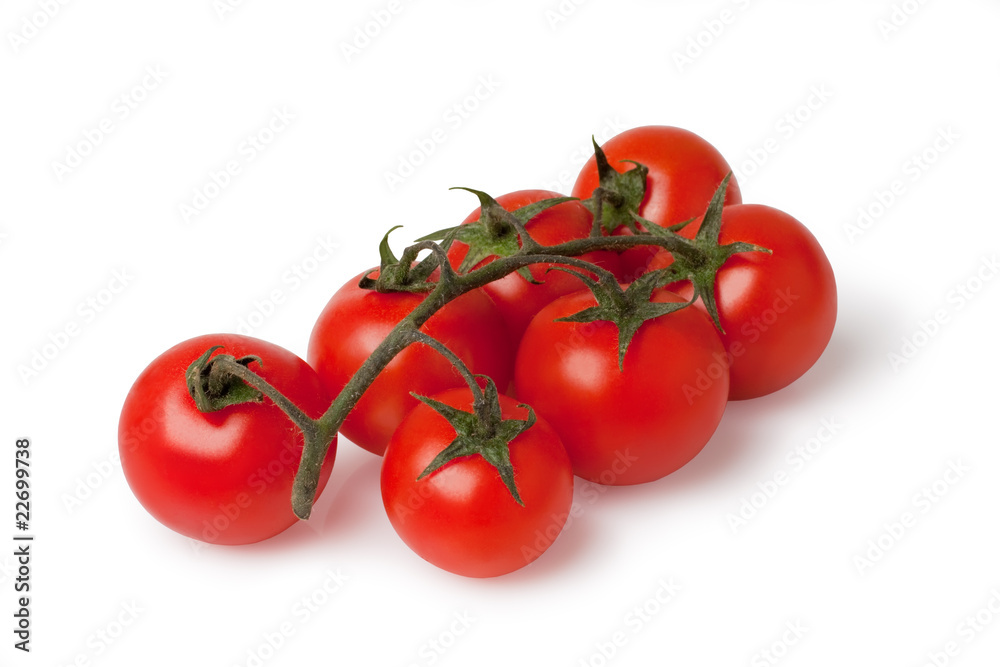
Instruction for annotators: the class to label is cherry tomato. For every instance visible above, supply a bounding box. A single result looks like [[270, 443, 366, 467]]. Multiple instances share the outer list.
[[659, 204, 837, 400], [119, 334, 336, 545], [381, 387, 573, 577], [572, 125, 742, 280], [308, 270, 515, 456], [448, 189, 621, 341], [515, 289, 729, 485]]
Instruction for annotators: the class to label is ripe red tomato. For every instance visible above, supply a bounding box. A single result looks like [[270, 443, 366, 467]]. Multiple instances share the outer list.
[[448, 189, 621, 341], [380, 387, 573, 577], [515, 290, 729, 485], [658, 204, 837, 400], [308, 270, 515, 456], [119, 334, 336, 545], [572, 125, 742, 280]]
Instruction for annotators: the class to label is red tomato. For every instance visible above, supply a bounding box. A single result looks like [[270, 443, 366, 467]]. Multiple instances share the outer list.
[[381, 387, 573, 577], [448, 189, 621, 341], [572, 126, 742, 280], [660, 204, 837, 400], [308, 270, 515, 456], [119, 334, 336, 545], [515, 290, 729, 485]]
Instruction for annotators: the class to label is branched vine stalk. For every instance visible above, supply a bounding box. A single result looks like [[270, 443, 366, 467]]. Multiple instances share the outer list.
[[286, 232, 698, 519], [191, 193, 758, 520]]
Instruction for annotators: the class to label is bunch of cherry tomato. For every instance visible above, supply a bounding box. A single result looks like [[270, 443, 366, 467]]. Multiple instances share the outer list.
[[119, 125, 837, 577]]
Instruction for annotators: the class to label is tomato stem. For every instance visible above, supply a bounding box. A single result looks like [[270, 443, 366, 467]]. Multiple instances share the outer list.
[[210, 355, 317, 433], [196, 181, 771, 520], [287, 232, 726, 517], [406, 330, 486, 408]]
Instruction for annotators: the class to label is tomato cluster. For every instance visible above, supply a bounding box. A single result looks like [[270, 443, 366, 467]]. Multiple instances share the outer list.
[[118, 125, 836, 578]]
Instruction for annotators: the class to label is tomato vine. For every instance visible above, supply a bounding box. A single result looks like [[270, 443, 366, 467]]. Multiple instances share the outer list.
[[173, 121, 791, 527], [185, 174, 766, 519]]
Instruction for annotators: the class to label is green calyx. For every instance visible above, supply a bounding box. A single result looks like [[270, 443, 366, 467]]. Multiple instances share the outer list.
[[553, 268, 694, 371], [418, 187, 577, 284], [414, 376, 535, 506], [580, 137, 649, 235], [638, 174, 771, 333], [185, 346, 264, 412], [358, 226, 447, 293]]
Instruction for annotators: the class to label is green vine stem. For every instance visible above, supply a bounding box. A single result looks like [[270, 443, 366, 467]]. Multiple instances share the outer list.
[[406, 330, 486, 406], [189, 186, 764, 520], [287, 239, 685, 518]]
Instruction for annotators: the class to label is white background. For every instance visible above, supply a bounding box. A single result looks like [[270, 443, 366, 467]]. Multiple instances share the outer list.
[[2, 1, 999, 665]]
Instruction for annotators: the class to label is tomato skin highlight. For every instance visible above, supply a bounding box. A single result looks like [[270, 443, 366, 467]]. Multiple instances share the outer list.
[[572, 125, 742, 280], [308, 271, 515, 456], [381, 388, 573, 577], [118, 334, 336, 545], [515, 290, 729, 485], [448, 189, 621, 341], [662, 204, 838, 400]]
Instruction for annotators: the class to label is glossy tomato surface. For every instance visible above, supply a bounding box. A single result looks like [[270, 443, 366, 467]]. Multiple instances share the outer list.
[[662, 204, 837, 400], [515, 290, 729, 485], [381, 387, 573, 577], [308, 271, 515, 456], [119, 334, 336, 545], [448, 189, 621, 341]]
